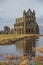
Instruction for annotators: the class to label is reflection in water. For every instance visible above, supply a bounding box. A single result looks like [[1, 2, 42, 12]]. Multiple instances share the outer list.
[[16, 37, 38, 57], [1, 36, 43, 62]]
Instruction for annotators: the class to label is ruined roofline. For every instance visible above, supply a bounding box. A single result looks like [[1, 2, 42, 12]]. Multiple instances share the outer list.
[[23, 9, 35, 17], [15, 9, 35, 23], [16, 17, 23, 20], [24, 9, 35, 14], [16, 9, 35, 20], [14, 9, 39, 34]]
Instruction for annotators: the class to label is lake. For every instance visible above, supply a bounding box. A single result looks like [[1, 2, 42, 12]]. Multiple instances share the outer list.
[[0, 36, 43, 61]]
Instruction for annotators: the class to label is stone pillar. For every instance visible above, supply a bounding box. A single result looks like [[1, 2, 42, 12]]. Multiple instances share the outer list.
[[17, 28, 18, 34], [14, 28, 16, 34], [24, 18, 26, 34], [18, 28, 19, 34], [14, 29, 15, 34], [16, 28, 17, 34], [21, 28, 22, 34]]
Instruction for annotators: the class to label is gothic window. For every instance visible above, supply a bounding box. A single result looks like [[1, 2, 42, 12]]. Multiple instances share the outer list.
[[31, 18, 33, 21], [26, 29, 28, 34], [17, 28, 18, 34], [19, 29, 21, 34], [29, 11, 30, 15], [29, 29, 30, 32], [29, 22, 30, 24], [36, 28, 37, 32], [32, 29, 33, 32]]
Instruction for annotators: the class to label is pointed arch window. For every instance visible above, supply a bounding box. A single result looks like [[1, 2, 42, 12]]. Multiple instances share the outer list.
[[29, 10, 30, 15]]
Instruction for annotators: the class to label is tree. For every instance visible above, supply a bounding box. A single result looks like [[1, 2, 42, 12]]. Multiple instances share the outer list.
[[4, 26, 10, 34], [0, 31, 4, 34]]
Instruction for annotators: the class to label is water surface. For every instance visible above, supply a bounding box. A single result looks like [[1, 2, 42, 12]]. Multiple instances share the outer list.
[[0, 36, 43, 61]]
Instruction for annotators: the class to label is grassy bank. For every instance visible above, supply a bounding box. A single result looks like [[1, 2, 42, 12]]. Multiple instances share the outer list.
[[0, 34, 43, 39], [0, 34, 43, 45], [36, 62, 43, 65], [0, 62, 43, 65]]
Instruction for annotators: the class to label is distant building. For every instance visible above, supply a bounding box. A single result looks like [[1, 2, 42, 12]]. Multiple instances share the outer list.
[[14, 9, 39, 34]]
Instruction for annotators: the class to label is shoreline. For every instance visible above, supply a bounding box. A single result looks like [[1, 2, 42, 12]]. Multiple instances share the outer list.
[[0, 55, 43, 65], [0, 34, 43, 45]]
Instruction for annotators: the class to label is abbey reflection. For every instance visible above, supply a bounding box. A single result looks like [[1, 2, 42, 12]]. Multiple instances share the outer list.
[[16, 37, 36, 57]]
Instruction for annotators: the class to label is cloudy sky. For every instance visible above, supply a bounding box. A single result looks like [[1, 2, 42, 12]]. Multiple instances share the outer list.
[[0, 0, 43, 30]]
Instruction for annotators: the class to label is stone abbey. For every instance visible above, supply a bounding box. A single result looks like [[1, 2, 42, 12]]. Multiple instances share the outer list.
[[14, 9, 39, 34]]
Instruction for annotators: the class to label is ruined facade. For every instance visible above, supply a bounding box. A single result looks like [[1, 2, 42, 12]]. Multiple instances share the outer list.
[[14, 9, 39, 34]]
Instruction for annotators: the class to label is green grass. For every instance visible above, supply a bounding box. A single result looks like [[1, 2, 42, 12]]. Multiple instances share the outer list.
[[0, 62, 43, 65], [35, 62, 43, 65], [0, 34, 43, 39], [0, 34, 23, 40], [0, 34, 34, 40], [0, 34, 43, 45]]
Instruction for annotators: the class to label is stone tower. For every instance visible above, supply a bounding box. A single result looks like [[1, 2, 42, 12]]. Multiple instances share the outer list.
[[14, 9, 39, 34]]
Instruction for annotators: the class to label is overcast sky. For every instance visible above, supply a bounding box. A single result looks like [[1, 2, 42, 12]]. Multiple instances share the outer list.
[[0, 0, 43, 30]]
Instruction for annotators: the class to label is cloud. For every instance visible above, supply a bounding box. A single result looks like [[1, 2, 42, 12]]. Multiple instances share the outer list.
[[37, 0, 43, 2], [0, 0, 43, 30], [0, 0, 6, 3], [38, 24, 43, 27], [0, 0, 43, 17]]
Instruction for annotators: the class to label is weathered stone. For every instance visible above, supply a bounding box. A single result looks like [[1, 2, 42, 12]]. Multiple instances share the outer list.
[[14, 9, 39, 34]]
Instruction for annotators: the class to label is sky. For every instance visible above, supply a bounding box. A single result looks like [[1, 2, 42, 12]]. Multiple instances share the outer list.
[[0, 0, 43, 30]]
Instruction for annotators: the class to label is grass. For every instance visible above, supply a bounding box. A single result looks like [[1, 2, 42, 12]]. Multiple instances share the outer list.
[[0, 34, 21, 40], [0, 34, 43, 45], [35, 62, 43, 65], [0, 34, 42, 39], [0, 34, 35, 41], [0, 62, 43, 65], [0, 34, 43, 39]]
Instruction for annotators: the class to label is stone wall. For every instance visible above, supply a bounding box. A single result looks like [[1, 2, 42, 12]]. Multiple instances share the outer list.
[[14, 9, 39, 34]]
